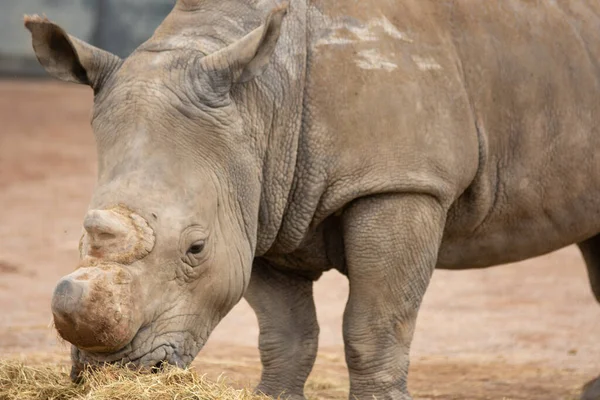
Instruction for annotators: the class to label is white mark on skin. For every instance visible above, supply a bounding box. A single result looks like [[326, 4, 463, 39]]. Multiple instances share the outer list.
[[345, 24, 378, 42], [316, 36, 356, 46], [377, 17, 412, 42], [313, 13, 413, 48], [314, 24, 370, 47], [411, 55, 442, 71], [355, 49, 397, 72]]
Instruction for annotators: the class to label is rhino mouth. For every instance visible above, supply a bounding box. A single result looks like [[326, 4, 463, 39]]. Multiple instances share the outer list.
[[69, 324, 204, 382]]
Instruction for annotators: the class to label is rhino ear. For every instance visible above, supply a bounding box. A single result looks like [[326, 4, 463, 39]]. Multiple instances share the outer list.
[[24, 14, 121, 89], [198, 3, 288, 88]]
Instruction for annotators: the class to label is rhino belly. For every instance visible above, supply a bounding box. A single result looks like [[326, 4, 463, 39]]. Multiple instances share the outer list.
[[437, 190, 600, 270]]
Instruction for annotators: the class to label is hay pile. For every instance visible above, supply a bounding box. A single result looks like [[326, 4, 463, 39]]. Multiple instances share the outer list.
[[0, 360, 271, 400]]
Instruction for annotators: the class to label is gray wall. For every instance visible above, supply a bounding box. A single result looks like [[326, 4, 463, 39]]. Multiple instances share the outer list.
[[0, 0, 175, 77]]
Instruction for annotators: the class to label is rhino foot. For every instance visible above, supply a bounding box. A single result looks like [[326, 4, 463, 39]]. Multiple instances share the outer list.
[[254, 387, 306, 400]]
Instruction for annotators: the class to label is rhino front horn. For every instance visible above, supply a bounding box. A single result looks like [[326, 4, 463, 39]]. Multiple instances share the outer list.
[[51, 264, 143, 353]]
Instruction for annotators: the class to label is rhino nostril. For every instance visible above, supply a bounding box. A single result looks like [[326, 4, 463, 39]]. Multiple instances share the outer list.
[[151, 361, 166, 373], [52, 278, 84, 318], [97, 232, 117, 241]]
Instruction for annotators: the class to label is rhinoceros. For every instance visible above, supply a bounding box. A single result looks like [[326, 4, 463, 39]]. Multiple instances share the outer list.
[[24, 0, 600, 399]]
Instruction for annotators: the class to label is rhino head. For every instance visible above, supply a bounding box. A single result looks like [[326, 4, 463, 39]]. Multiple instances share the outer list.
[[24, 0, 289, 378]]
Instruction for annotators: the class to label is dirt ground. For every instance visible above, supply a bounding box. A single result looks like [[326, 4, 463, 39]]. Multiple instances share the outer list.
[[1, 80, 599, 399]]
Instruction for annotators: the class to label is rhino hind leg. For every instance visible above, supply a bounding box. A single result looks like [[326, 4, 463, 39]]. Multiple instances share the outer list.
[[577, 234, 600, 400], [581, 378, 600, 400], [244, 258, 319, 400], [341, 194, 446, 400], [578, 234, 600, 302]]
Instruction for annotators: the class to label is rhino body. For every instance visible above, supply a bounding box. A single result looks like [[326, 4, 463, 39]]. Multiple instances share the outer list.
[[25, 1, 600, 399]]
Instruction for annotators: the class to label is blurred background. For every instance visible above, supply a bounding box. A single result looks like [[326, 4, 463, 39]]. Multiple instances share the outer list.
[[0, 0, 175, 77]]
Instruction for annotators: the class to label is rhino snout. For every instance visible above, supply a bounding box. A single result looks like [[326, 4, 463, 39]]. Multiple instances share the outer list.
[[51, 265, 143, 353]]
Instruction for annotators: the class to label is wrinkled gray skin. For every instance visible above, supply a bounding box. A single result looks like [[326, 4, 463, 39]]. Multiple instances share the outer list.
[[24, 1, 600, 399]]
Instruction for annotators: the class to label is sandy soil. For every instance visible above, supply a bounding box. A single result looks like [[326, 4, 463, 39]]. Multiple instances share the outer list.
[[1, 80, 599, 399]]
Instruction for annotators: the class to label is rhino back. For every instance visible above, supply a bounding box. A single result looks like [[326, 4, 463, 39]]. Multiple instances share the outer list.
[[272, 1, 600, 270]]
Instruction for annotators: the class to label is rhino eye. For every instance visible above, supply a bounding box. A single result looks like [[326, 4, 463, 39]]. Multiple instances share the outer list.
[[187, 242, 205, 255]]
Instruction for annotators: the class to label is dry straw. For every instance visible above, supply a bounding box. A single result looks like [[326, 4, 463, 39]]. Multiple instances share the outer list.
[[0, 360, 273, 400]]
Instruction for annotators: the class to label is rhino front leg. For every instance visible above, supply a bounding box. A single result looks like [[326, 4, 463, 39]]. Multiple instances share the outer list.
[[342, 194, 445, 400], [244, 259, 319, 400]]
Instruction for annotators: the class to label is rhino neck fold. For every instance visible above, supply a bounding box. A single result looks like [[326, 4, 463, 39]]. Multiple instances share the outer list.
[[234, 1, 309, 256]]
